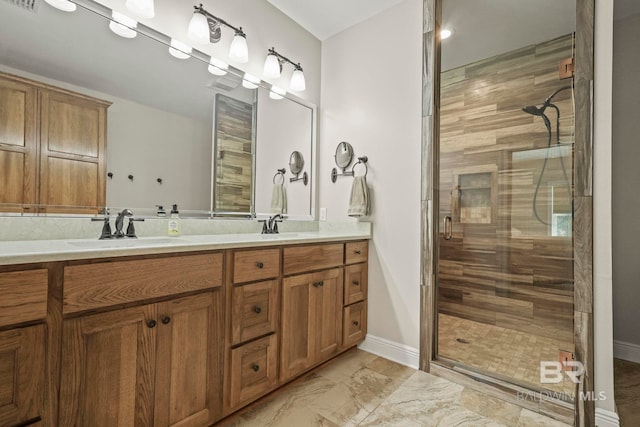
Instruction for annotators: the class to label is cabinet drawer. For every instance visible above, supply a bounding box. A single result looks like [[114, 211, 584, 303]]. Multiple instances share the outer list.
[[231, 280, 278, 345], [344, 263, 367, 305], [343, 302, 367, 348], [233, 249, 280, 284], [0, 269, 48, 328], [345, 241, 368, 264], [63, 253, 223, 314], [283, 243, 344, 275], [228, 334, 278, 410]]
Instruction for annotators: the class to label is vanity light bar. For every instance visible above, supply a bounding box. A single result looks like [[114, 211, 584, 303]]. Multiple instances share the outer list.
[[263, 47, 305, 92], [188, 4, 249, 63]]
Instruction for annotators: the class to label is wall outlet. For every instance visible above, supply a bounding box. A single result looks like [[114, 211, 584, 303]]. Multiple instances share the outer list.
[[319, 207, 327, 221]]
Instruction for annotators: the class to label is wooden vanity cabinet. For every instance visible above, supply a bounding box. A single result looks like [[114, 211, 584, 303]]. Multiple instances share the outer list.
[[0, 72, 110, 214], [58, 253, 224, 427]]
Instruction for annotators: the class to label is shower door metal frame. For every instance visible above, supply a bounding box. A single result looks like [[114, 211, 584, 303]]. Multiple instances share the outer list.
[[419, 0, 595, 425]]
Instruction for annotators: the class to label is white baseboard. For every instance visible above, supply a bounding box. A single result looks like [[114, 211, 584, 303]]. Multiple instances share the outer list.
[[595, 408, 620, 427], [358, 334, 420, 369], [613, 339, 640, 363]]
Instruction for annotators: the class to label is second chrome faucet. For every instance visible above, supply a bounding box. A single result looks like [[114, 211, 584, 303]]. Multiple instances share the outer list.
[[92, 208, 145, 239]]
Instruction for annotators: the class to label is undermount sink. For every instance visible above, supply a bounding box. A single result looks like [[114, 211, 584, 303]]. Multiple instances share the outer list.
[[67, 237, 187, 248]]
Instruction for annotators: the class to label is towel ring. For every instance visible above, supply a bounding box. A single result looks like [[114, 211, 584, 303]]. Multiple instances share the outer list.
[[273, 168, 286, 185], [332, 155, 368, 183], [351, 156, 368, 178]]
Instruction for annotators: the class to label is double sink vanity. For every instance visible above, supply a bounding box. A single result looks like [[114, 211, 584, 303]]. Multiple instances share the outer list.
[[0, 229, 370, 427]]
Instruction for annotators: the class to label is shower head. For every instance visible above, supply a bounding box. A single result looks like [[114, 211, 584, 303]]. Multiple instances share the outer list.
[[522, 105, 546, 116]]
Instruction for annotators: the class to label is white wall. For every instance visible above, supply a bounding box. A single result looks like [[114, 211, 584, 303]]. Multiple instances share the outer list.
[[106, 98, 211, 212], [612, 12, 640, 349], [94, 0, 321, 106], [594, 0, 617, 417], [255, 88, 314, 218], [320, 0, 423, 350]]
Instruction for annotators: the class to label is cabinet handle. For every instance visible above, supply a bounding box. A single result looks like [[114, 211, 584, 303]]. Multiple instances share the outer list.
[[161, 316, 171, 325], [318, 280, 324, 287], [353, 321, 359, 326], [251, 363, 260, 372], [254, 306, 262, 314], [352, 280, 359, 286], [256, 262, 264, 269], [313, 281, 319, 288], [147, 320, 157, 329], [354, 250, 361, 255]]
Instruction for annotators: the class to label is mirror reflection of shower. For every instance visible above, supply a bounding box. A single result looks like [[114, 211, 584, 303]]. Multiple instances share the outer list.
[[522, 85, 573, 226]]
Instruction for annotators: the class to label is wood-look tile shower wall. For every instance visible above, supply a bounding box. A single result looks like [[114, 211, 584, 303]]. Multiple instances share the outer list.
[[438, 34, 575, 344]]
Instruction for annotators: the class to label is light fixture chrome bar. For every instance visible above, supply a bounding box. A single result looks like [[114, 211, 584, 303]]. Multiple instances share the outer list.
[[193, 3, 245, 37], [267, 47, 303, 71]]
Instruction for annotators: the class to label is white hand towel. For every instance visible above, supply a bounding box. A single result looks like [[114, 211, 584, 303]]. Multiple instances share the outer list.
[[270, 184, 287, 214], [348, 176, 370, 217]]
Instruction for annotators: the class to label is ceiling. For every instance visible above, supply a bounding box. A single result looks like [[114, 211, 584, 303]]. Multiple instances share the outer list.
[[266, 0, 404, 41]]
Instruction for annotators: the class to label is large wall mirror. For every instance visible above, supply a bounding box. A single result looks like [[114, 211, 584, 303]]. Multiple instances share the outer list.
[[0, 0, 316, 219], [435, 0, 578, 404]]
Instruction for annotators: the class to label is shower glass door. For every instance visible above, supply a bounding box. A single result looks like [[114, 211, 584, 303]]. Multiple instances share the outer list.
[[435, 0, 577, 399]]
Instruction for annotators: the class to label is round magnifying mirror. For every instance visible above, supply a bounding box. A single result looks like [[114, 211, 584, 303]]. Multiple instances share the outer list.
[[335, 141, 354, 170], [289, 151, 305, 175]]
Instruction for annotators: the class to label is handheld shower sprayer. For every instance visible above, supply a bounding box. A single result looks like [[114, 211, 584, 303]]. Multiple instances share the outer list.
[[521, 85, 573, 226]]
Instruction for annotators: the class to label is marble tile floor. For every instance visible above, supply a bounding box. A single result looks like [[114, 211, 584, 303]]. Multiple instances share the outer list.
[[614, 358, 640, 426], [217, 349, 571, 427], [438, 314, 575, 396]]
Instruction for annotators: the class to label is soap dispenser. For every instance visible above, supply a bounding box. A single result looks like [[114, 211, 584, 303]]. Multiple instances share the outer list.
[[168, 204, 181, 236]]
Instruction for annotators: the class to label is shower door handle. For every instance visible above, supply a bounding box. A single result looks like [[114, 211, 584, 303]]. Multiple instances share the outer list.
[[443, 216, 453, 240]]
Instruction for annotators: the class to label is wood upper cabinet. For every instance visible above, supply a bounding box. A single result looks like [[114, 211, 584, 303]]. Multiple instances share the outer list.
[[0, 71, 110, 214], [280, 268, 343, 382], [39, 90, 109, 213], [58, 292, 222, 427], [0, 76, 37, 210], [0, 325, 45, 427]]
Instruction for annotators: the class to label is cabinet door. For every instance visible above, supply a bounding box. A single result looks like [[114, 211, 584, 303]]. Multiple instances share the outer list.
[[0, 76, 37, 210], [154, 292, 222, 427], [280, 268, 344, 382], [280, 273, 315, 381], [59, 305, 156, 427], [315, 268, 344, 361], [39, 90, 108, 213], [0, 325, 45, 427]]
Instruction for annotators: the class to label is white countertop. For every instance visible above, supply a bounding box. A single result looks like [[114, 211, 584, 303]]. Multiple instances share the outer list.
[[0, 230, 372, 266]]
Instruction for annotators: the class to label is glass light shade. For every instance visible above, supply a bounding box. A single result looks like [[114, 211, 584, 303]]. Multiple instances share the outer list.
[[168, 39, 192, 59], [290, 69, 306, 92], [242, 73, 260, 90], [125, 0, 154, 19], [44, 0, 76, 12], [229, 33, 248, 63], [109, 12, 137, 39], [263, 54, 281, 79], [441, 29, 453, 39], [269, 86, 286, 100], [208, 58, 228, 76], [188, 11, 210, 44]]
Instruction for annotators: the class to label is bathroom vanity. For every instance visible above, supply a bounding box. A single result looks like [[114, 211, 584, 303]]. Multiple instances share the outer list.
[[0, 232, 369, 427]]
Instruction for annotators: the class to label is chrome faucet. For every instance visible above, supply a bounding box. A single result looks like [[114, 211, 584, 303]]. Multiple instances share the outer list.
[[92, 208, 144, 239], [260, 214, 283, 234], [114, 209, 133, 238]]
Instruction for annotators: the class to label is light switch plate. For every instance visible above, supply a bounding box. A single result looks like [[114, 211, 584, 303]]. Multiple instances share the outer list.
[[320, 207, 327, 221]]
